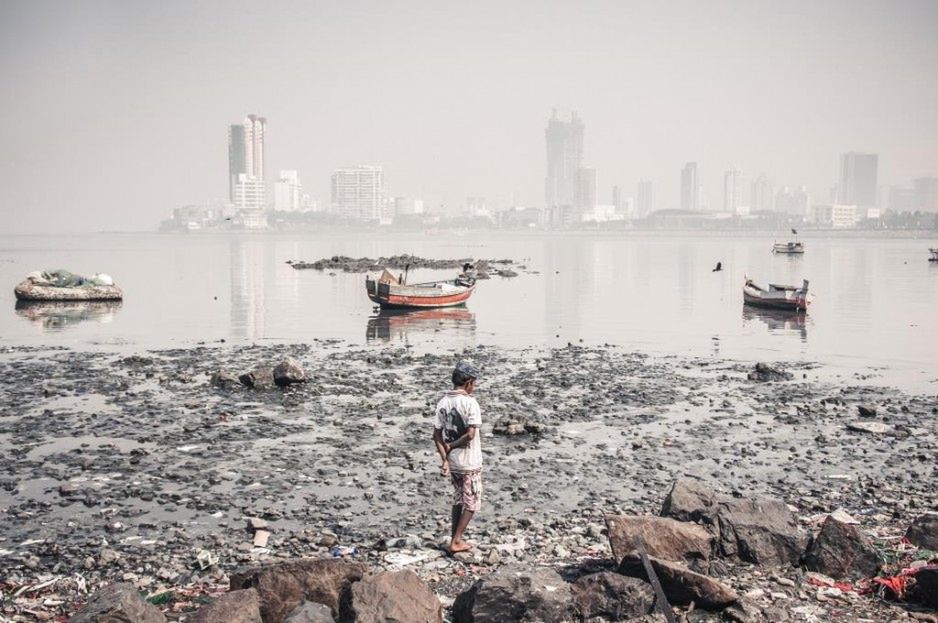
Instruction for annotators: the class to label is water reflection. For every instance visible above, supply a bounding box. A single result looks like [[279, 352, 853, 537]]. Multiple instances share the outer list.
[[15, 300, 122, 331], [742, 306, 808, 342], [366, 307, 476, 342]]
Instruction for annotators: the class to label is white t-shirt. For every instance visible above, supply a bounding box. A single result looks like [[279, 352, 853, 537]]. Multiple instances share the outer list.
[[433, 390, 483, 473]]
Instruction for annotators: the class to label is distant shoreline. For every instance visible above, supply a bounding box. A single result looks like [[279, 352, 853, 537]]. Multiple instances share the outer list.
[[2, 228, 936, 240]]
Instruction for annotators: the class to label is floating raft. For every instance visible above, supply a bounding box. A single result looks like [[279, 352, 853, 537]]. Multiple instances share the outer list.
[[14, 280, 123, 302]]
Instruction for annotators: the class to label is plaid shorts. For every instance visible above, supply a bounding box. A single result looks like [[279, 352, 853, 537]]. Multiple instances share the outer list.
[[451, 470, 482, 512]]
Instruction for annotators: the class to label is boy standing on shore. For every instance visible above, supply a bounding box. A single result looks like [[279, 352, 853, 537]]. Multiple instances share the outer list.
[[432, 362, 482, 553]]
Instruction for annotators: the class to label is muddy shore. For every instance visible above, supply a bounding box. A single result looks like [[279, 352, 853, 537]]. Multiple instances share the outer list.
[[0, 342, 935, 621]]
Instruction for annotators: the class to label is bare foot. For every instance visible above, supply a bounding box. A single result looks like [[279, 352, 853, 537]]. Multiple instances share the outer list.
[[448, 542, 472, 554]]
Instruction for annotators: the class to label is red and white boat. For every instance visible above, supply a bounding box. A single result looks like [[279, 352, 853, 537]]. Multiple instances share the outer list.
[[366, 269, 476, 310], [743, 278, 809, 312]]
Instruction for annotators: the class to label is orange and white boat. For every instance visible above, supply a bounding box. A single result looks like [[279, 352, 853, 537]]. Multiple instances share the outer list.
[[365, 269, 475, 310]]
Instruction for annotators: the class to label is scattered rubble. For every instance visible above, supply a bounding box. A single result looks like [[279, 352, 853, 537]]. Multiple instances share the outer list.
[[0, 342, 934, 622]]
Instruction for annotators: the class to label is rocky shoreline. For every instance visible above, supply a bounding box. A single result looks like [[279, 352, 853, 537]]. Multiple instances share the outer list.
[[286, 255, 519, 276], [0, 342, 935, 621]]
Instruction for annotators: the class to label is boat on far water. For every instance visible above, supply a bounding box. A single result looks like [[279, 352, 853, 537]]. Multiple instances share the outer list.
[[743, 278, 809, 312], [773, 241, 805, 254], [365, 269, 476, 310], [929, 248, 938, 262]]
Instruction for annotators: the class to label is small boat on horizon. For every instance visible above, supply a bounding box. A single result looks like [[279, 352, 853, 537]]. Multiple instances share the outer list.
[[929, 248, 938, 262], [365, 269, 476, 310], [772, 241, 805, 254], [743, 278, 809, 312]]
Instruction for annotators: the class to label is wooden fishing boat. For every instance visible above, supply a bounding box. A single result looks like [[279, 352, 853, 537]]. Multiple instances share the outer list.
[[929, 248, 938, 262], [14, 280, 123, 302], [365, 270, 475, 309], [772, 241, 804, 254], [743, 278, 809, 312]]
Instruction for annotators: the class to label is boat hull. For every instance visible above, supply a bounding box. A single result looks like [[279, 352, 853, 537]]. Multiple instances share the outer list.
[[743, 279, 809, 312], [773, 243, 804, 254], [742, 293, 807, 312], [365, 278, 475, 309]]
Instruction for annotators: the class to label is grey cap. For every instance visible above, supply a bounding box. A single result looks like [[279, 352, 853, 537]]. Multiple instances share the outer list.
[[454, 361, 480, 379]]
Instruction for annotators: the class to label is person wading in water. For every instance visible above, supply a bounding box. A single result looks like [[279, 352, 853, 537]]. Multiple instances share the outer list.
[[432, 362, 483, 554]]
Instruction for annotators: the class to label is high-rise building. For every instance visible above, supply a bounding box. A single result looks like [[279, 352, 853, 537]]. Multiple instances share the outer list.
[[913, 177, 938, 212], [837, 152, 878, 207], [637, 179, 654, 217], [232, 173, 266, 210], [274, 170, 303, 212], [750, 174, 773, 212], [775, 185, 811, 215], [723, 168, 748, 213], [612, 185, 623, 214], [575, 167, 597, 218], [229, 114, 267, 206], [545, 110, 584, 209], [680, 162, 699, 211], [331, 165, 385, 221]]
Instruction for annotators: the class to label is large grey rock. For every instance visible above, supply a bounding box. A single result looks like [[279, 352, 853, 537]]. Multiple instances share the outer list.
[[188, 589, 261, 623], [747, 363, 792, 382], [905, 513, 938, 550], [211, 369, 241, 389], [911, 566, 938, 609], [284, 601, 334, 623], [571, 572, 654, 619], [661, 479, 805, 566], [605, 514, 713, 570], [803, 516, 881, 580], [618, 555, 737, 610], [68, 582, 166, 623], [346, 569, 441, 623], [452, 566, 574, 623], [273, 358, 307, 387], [239, 366, 275, 389], [229, 558, 366, 623]]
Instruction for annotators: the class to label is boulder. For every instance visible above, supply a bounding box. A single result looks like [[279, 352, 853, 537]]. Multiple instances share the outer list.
[[239, 366, 275, 389], [618, 555, 738, 610], [571, 572, 654, 619], [273, 358, 307, 387], [188, 589, 262, 623], [857, 404, 877, 417], [211, 369, 241, 389], [905, 513, 938, 550], [346, 569, 441, 623], [747, 363, 792, 382], [284, 600, 335, 623], [605, 515, 713, 571], [846, 421, 889, 434], [660, 478, 716, 524], [68, 582, 166, 623], [803, 516, 881, 580], [911, 566, 938, 609], [229, 558, 366, 623], [660, 479, 805, 566], [492, 415, 543, 436], [452, 566, 574, 623]]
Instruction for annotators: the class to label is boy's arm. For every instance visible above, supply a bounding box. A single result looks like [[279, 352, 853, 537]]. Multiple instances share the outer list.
[[446, 426, 477, 450], [432, 428, 450, 474]]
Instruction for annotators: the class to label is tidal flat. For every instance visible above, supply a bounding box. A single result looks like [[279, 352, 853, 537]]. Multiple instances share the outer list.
[[0, 341, 935, 621]]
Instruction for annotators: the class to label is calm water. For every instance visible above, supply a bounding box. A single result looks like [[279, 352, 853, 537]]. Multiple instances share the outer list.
[[1, 231, 936, 389]]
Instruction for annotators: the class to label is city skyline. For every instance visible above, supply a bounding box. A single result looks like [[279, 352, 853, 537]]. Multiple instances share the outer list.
[[1, 1, 937, 232]]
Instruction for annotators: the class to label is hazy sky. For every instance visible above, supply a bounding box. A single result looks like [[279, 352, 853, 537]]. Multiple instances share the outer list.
[[1, 0, 936, 232]]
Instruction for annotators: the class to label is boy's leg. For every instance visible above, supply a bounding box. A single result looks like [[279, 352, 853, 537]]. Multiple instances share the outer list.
[[448, 471, 480, 553], [451, 504, 463, 539], [450, 508, 474, 552]]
